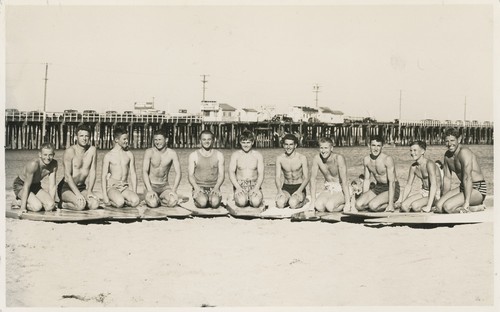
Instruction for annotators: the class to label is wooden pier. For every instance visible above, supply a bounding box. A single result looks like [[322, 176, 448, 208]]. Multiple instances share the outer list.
[[4, 111, 494, 150]]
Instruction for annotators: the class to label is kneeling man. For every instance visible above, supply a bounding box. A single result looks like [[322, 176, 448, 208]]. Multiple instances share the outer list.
[[143, 129, 181, 208], [229, 130, 264, 207], [355, 135, 400, 212]]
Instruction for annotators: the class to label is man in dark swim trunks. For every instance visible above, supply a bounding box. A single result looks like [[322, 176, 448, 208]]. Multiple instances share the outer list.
[[355, 135, 400, 212], [275, 133, 310, 209], [435, 128, 487, 213], [12, 142, 58, 212], [57, 124, 99, 210]]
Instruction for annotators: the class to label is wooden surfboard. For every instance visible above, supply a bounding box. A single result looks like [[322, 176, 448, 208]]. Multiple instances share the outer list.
[[179, 200, 229, 217], [5, 208, 107, 223], [260, 200, 311, 219], [319, 212, 344, 223], [101, 205, 168, 220], [225, 200, 265, 219], [152, 206, 192, 218], [364, 207, 494, 225]]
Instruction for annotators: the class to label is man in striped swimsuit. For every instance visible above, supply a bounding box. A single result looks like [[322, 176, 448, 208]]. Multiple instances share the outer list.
[[436, 128, 487, 213]]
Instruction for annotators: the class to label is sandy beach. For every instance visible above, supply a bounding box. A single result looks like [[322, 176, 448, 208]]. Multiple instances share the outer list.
[[5, 216, 494, 307], [4, 146, 496, 308]]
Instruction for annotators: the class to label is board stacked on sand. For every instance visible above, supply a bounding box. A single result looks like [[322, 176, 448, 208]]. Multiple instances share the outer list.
[[343, 196, 494, 225], [101, 205, 168, 221], [179, 199, 229, 217], [225, 200, 265, 219], [150, 206, 192, 218], [5, 208, 108, 223], [260, 200, 311, 219]]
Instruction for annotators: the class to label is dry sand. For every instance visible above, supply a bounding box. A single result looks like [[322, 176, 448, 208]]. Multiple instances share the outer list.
[[5, 214, 494, 308]]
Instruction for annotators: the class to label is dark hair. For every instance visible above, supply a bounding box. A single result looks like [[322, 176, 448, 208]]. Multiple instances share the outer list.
[[409, 140, 426, 150], [153, 129, 166, 138], [239, 130, 255, 142], [199, 129, 214, 140], [435, 160, 444, 169], [281, 133, 298, 145], [76, 124, 91, 135], [113, 126, 128, 140], [318, 137, 333, 145], [444, 127, 460, 139], [369, 135, 384, 145]]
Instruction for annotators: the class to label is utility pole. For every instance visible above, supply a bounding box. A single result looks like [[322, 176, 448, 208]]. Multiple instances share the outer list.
[[463, 96, 467, 124], [42, 63, 49, 142], [201, 74, 209, 102], [313, 84, 320, 110], [399, 89, 402, 122]]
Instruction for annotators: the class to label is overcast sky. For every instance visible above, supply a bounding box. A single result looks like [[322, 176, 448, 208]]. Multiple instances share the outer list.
[[4, 1, 495, 122]]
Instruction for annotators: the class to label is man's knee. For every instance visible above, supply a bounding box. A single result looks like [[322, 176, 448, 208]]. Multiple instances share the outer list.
[[276, 193, 289, 208], [401, 201, 411, 212], [145, 192, 159, 208], [194, 193, 209, 208], [234, 192, 248, 207], [249, 191, 263, 208], [128, 196, 140, 208], [442, 201, 456, 213], [111, 197, 125, 208], [368, 200, 381, 212], [28, 201, 44, 212], [87, 198, 100, 210], [209, 193, 222, 208], [288, 194, 303, 209]]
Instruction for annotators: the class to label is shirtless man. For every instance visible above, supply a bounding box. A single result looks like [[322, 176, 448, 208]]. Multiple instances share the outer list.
[[275, 133, 309, 209], [12, 142, 58, 212], [396, 140, 441, 213], [143, 130, 181, 208], [57, 125, 99, 210], [355, 135, 400, 212], [101, 127, 140, 208], [435, 128, 487, 213], [188, 130, 225, 208], [228, 130, 264, 208], [310, 137, 351, 212]]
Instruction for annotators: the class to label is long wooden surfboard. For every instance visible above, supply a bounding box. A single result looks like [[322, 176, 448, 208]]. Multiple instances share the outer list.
[[260, 200, 311, 219], [5, 208, 107, 222], [179, 200, 229, 217], [225, 200, 265, 219], [364, 207, 494, 224], [151, 206, 192, 218]]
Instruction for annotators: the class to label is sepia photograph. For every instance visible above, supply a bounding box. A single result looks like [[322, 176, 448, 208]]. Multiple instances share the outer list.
[[2, 0, 497, 310]]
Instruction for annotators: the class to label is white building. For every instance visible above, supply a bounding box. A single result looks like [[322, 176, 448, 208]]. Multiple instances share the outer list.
[[317, 107, 344, 123], [238, 108, 259, 122], [200, 101, 238, 122], [290, 106, 318, 122]]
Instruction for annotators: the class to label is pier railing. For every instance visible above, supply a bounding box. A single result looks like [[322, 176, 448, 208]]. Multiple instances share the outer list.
[[5, 111, 494, 150]]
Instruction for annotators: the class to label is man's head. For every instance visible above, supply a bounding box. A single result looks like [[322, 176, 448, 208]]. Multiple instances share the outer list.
[[369, 135, 384, 158], [113, 126, 129, 150], [199, 130, 215, 150], [409, 140, 426, 161], [318, 137, 334, 159], [75, 124, 91, 147], [282, 133, 298, 156], [444, 127, 461, 154], [239, 130, 255, 152], [152, 129, 168, 150], [39, 142, 55, 165]]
